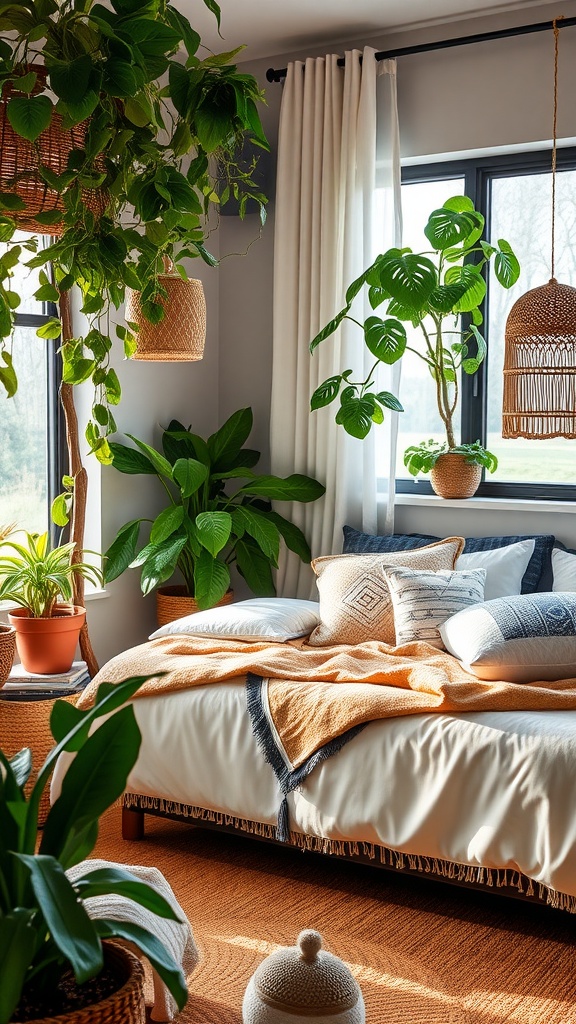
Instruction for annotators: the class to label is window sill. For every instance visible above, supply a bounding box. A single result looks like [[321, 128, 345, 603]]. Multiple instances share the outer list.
[[394, 493, 576, 514]]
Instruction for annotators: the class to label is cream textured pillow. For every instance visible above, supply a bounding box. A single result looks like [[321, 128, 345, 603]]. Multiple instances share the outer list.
[[308, 537, 465, 647], [384, 565, 486, 649]]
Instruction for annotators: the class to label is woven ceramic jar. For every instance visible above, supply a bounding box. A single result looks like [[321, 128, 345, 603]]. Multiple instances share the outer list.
[[430, 453, 482, 499], [242, 930, 365, 1024]]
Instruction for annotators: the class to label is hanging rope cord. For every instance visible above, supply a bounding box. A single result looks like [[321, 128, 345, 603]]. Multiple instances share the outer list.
[[550, 17, 561, 281]]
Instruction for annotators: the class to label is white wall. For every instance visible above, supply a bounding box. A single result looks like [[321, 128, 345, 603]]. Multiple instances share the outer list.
[[217, 0, 576, 556]]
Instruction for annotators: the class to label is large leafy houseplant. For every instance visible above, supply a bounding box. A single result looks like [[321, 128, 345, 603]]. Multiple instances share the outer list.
[[104, 407, 325, 609], [0, 0, 268, 462], [0, 675, 188, 1023], [309, 196, 520, 478]]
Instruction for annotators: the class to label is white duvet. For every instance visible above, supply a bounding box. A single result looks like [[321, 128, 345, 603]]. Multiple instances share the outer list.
[[53, 681, 576, 900]]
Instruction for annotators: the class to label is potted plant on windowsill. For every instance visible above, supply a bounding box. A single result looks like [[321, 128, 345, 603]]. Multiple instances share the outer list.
[[0, 531, 103, 674], [0, 674, 188, 1024], [103, 407, 325, 622], [309, 196, 520, 499]]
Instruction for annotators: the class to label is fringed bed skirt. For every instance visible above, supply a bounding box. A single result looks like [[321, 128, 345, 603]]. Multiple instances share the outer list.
[[122, 792, 576, 915]]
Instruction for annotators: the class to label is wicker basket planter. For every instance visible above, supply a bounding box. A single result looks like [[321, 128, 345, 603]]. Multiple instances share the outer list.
[[430, 453, 482, 499], [0, 623, 15, 687], [8, 606, 86, 675], [12, 942, 145, 1024], [156, 585, 233, 627], [126, 275, 206, 361]]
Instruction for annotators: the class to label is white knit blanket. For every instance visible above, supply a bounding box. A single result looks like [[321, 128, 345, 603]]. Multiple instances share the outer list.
[[67, 858, 199, 1020]]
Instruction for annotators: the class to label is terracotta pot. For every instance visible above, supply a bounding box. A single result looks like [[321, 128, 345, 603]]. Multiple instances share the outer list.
[[0, 623, 16, 687], [8, 606, 86, 675], [430, 453, 482, 499], [156, 585, 233, 627], [14, 941, 145, 1024]]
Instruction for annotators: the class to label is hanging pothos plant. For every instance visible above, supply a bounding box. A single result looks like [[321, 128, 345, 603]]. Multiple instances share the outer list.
[[0, 0, 268, 463]]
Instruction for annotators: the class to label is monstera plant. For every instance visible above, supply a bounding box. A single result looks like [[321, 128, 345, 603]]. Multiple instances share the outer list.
[[309, 196, 520, 491], [0, 0, 268, 462]]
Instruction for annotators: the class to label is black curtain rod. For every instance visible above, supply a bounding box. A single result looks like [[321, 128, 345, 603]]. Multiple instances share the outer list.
[[265, 15, 576, 83]]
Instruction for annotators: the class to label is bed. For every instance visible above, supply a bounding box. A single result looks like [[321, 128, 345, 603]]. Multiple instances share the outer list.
[[51, 532, 576, 913]]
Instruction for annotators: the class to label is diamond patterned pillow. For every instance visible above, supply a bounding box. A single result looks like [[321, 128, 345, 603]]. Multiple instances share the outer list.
[[308, 537, 465, 647]]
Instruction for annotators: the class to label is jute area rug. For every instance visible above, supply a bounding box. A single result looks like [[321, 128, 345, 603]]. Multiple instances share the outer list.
[[94, 807, 576, 1023]]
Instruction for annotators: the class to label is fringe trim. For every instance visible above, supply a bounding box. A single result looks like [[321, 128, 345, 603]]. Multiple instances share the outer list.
[[123, 793, 576, 915]]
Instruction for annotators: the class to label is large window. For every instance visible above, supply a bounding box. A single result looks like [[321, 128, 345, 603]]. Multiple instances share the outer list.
[[391, 148, 576, 500], [0, 238, 62, 533]]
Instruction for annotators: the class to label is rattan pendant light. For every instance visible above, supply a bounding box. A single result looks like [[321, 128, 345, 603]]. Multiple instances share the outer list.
[[502, 18, 576, 439], [126, 261, 206, 361]]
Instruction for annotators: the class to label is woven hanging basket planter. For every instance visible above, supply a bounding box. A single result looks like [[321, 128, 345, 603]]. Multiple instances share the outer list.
[[0, 68, 108, 235], [502, 278, 576, 439], [156, 585, 233, 627], [126, 276, 206, 361], [0, 623, 15, 686], [13, 942, 145, 1024], [430, 453, 482, 499]]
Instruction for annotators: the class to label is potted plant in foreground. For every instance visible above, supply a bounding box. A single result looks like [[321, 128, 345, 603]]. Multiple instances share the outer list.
[[104, 407, 325, 622], [309, 196, 520, 498], [0, 531, 103, 674], [0, 675, 187, 1024]]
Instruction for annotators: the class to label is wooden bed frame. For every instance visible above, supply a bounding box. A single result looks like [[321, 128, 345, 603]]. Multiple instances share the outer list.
[[121, 794, 576, 915]]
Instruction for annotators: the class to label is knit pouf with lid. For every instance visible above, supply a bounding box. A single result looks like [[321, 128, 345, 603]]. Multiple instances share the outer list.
[[242, 930, 365, 1024]]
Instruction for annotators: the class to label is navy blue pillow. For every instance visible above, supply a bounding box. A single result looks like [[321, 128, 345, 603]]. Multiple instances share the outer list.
[[342, 527, 555, 594]]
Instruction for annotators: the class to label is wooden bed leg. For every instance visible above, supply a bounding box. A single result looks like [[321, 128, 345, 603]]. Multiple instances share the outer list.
[[122, 805, 145, 840]]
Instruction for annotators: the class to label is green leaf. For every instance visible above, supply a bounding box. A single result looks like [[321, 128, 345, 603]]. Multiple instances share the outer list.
[[0, 910, 37, 1024], [232, 507, 279, 565], [309, 308, 348, 353], [335, 397, 374, 439], [444, 264, 486, 312], [172, 457, 208, 497], [468, 324, 487, 364], [73, 867, 180, 920], [126, 434, 173, 477], [0, 192, 26, 211], [110, 442, 156, 475], [429, 281, 469, 313], [103, 59, 139, 97], [15, 854, 103, 982], [36, 317, 61, 340], [51, 492, 71, 528], [239, 474, 325, 503], [375, 390, 403, 412], [207, 407, 253, 470], [424, 202, 484, 251], [96, 918, 188, 1010], [48, 55, 93, 103], [494, 239, 520, 288], [368, 284, 389, 310], [235, 538, 275, 597], [363, 317, 406, 364], [267, 511, 311, 563], [195, 511, 232, 557], [139, 535, 187, 595], [378, 250, 438, 310], [150, 505, 185, 545], [310, 375, 342, 410], [103, 520, 141, 583], [7, 95, 53, 142], [193, 549, 230, 609]]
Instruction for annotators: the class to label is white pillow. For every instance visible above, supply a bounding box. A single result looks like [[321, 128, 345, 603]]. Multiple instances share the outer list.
[[457, 538, 535, 600], [440, 592, 576, 682], [384, 566, 486, 649], [149, 598, 320, 642], [552, 548, 576, 591]]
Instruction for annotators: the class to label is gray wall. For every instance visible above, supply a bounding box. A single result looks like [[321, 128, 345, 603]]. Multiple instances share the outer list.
[[13, 2, 575, 667]]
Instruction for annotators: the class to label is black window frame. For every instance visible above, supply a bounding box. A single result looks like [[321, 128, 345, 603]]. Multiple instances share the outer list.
[[12, 302, 65, 540], [395, 146, 576, 502]]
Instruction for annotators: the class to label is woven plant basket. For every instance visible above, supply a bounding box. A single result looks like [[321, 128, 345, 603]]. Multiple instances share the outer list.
[[14, 942, 145, 1024], [0, 691, 78, 824], [0, 623, 15, 687], [126, 276, 206, 361], [503, 278, 576, 439], [156, 585, 233, 627], [430, 453, 482, 499], [0, 66, 108, 235]]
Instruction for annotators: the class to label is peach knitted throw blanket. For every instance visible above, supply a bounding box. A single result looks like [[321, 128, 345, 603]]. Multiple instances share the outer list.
[[77, 635, 576, 770]]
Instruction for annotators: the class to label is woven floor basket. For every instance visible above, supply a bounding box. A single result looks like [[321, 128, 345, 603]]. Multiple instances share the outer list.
[[0, 691, 78, 824], [126, 276, 206, 361], [15, 943, 145, 1024], [156, 585, 233, 627], [0, 67, 108, 234], [0, 624, 15, 686], [503, 279, 576, 438], [430, 453, 482, 499]]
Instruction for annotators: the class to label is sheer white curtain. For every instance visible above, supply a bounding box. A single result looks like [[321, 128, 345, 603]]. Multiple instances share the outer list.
[[270, 50, 402, 598]]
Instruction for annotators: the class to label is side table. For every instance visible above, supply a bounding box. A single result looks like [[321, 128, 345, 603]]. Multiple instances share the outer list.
[[0, 684, 88, 825]]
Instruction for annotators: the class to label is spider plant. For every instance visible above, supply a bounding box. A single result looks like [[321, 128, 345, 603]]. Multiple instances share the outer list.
[[0, 531, 103, 617]]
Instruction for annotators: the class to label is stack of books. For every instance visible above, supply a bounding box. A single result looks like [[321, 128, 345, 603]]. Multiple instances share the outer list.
[[0, 661, 90, 701]]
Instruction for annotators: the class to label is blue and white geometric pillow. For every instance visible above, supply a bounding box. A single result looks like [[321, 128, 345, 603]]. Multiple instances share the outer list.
[[440, 592, 576, 683]]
